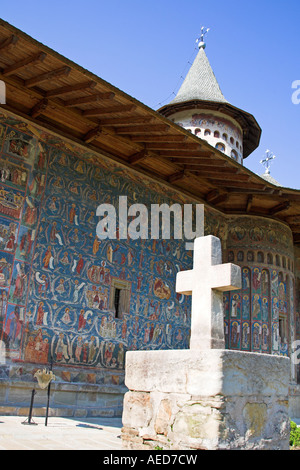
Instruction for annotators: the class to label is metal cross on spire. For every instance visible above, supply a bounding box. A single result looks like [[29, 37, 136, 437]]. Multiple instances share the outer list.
[[260, 149, 276, 175], [196, 26, 210, 50]]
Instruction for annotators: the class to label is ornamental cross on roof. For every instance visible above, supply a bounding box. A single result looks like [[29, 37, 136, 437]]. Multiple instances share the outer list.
[[260, 150, 276, 175], [196, 26, 210, 50], [170, 27, 228, 105]]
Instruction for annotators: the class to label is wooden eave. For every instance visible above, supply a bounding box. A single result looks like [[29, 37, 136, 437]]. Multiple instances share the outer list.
[[1, 19, 300, 245]]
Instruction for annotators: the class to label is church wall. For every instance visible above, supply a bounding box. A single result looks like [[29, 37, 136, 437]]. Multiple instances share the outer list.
[[205, 208, 295, 363], [0, 111, 194, 415], [0, 109, 297, 416]]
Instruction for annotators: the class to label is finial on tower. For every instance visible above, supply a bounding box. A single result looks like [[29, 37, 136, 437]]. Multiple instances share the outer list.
[[260, 149, 276, 175], [196, 26, 210, 49]]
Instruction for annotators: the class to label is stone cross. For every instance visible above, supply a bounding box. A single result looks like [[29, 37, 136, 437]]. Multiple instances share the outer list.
[[176, 236, 241, 350]]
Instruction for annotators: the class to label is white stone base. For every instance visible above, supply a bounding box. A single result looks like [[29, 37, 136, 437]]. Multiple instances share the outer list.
[[121, 349, 291, 450]]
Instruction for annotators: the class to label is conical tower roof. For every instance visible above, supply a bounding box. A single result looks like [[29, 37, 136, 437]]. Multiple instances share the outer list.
[[170, 45, 229, 105], [158, 38, 261, 158]]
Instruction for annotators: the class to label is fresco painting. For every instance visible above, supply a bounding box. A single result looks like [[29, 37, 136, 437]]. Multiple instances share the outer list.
[[222, 216, 293, 355], [0, 115, 192, 370], [0, 113, 296, 372]]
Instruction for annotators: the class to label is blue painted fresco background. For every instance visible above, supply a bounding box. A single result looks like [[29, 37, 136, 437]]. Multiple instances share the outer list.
[[0, 114, 192, 370], [0, 112, 295, 375]]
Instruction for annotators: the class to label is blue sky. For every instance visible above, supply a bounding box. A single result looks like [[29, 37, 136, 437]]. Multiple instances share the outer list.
[[1, 0, 300, 188]]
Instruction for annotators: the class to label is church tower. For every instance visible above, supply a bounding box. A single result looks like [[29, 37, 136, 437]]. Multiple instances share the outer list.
[[158, 28, 261, 165]]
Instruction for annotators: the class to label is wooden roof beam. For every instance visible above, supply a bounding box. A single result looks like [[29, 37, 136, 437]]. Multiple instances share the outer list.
[[129, 150, 150, 165], [25, 66, 71, 88], [200, 163, 238, 171], [206, 189, 230, 206], [130, 134, 188, 143], [288, 224, 300, 234], [157, 151, 214, 158], [145, 142, 201, 150], [185, 169, 243, 179], [211, 180, 266, 190], [213, 173, 248, 181], [227, 187, 274, 195], [285, 215, 300, 224], [246, 195, 253, 213], [63, 92, 115, 107], [83, 104, 136, 117], [269, 201, 291, 216], [169, 158, 223, 166], [206, 189, 220, 203], [0, 34, 18, 51], [168, 170, 187, 184], [2, 52, 47, 77], [210, 193, 229, 206], [98, 116, 155, 126], [0, 74, 138, 151], [30, 98, 48, 118], [82, 122, 144, 151], [115, 124, 170, 134], [45, 81, 97, 97], [82, 126, 103, 143], [293, 234, 300, 244], [184, 164, 238, 172]]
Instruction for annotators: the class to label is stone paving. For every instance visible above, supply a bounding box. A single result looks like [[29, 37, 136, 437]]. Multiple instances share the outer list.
[[0, 415, 123, 450]]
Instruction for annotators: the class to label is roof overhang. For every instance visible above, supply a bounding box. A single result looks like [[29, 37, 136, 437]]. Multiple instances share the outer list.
[[158, 99, 262, 158], [1, 18, 300, 244]]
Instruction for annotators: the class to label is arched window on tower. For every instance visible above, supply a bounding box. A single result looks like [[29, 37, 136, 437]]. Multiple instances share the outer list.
[[231, 150, 238, 161], [214, 130, 220, 138], [195, 128, 201, 136], [222, 133, 228, 141], [215, 142, 225, 152], [204, 129, 211, 136]]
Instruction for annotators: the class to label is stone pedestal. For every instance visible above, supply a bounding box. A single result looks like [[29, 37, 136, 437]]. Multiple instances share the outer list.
[[121, 349, 291, 450]]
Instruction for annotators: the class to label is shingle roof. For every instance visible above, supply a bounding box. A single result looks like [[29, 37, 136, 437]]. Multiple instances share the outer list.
[[260, 172, 282, 187], [170, 46, 229, 105], [158, 43, 262, 158]]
